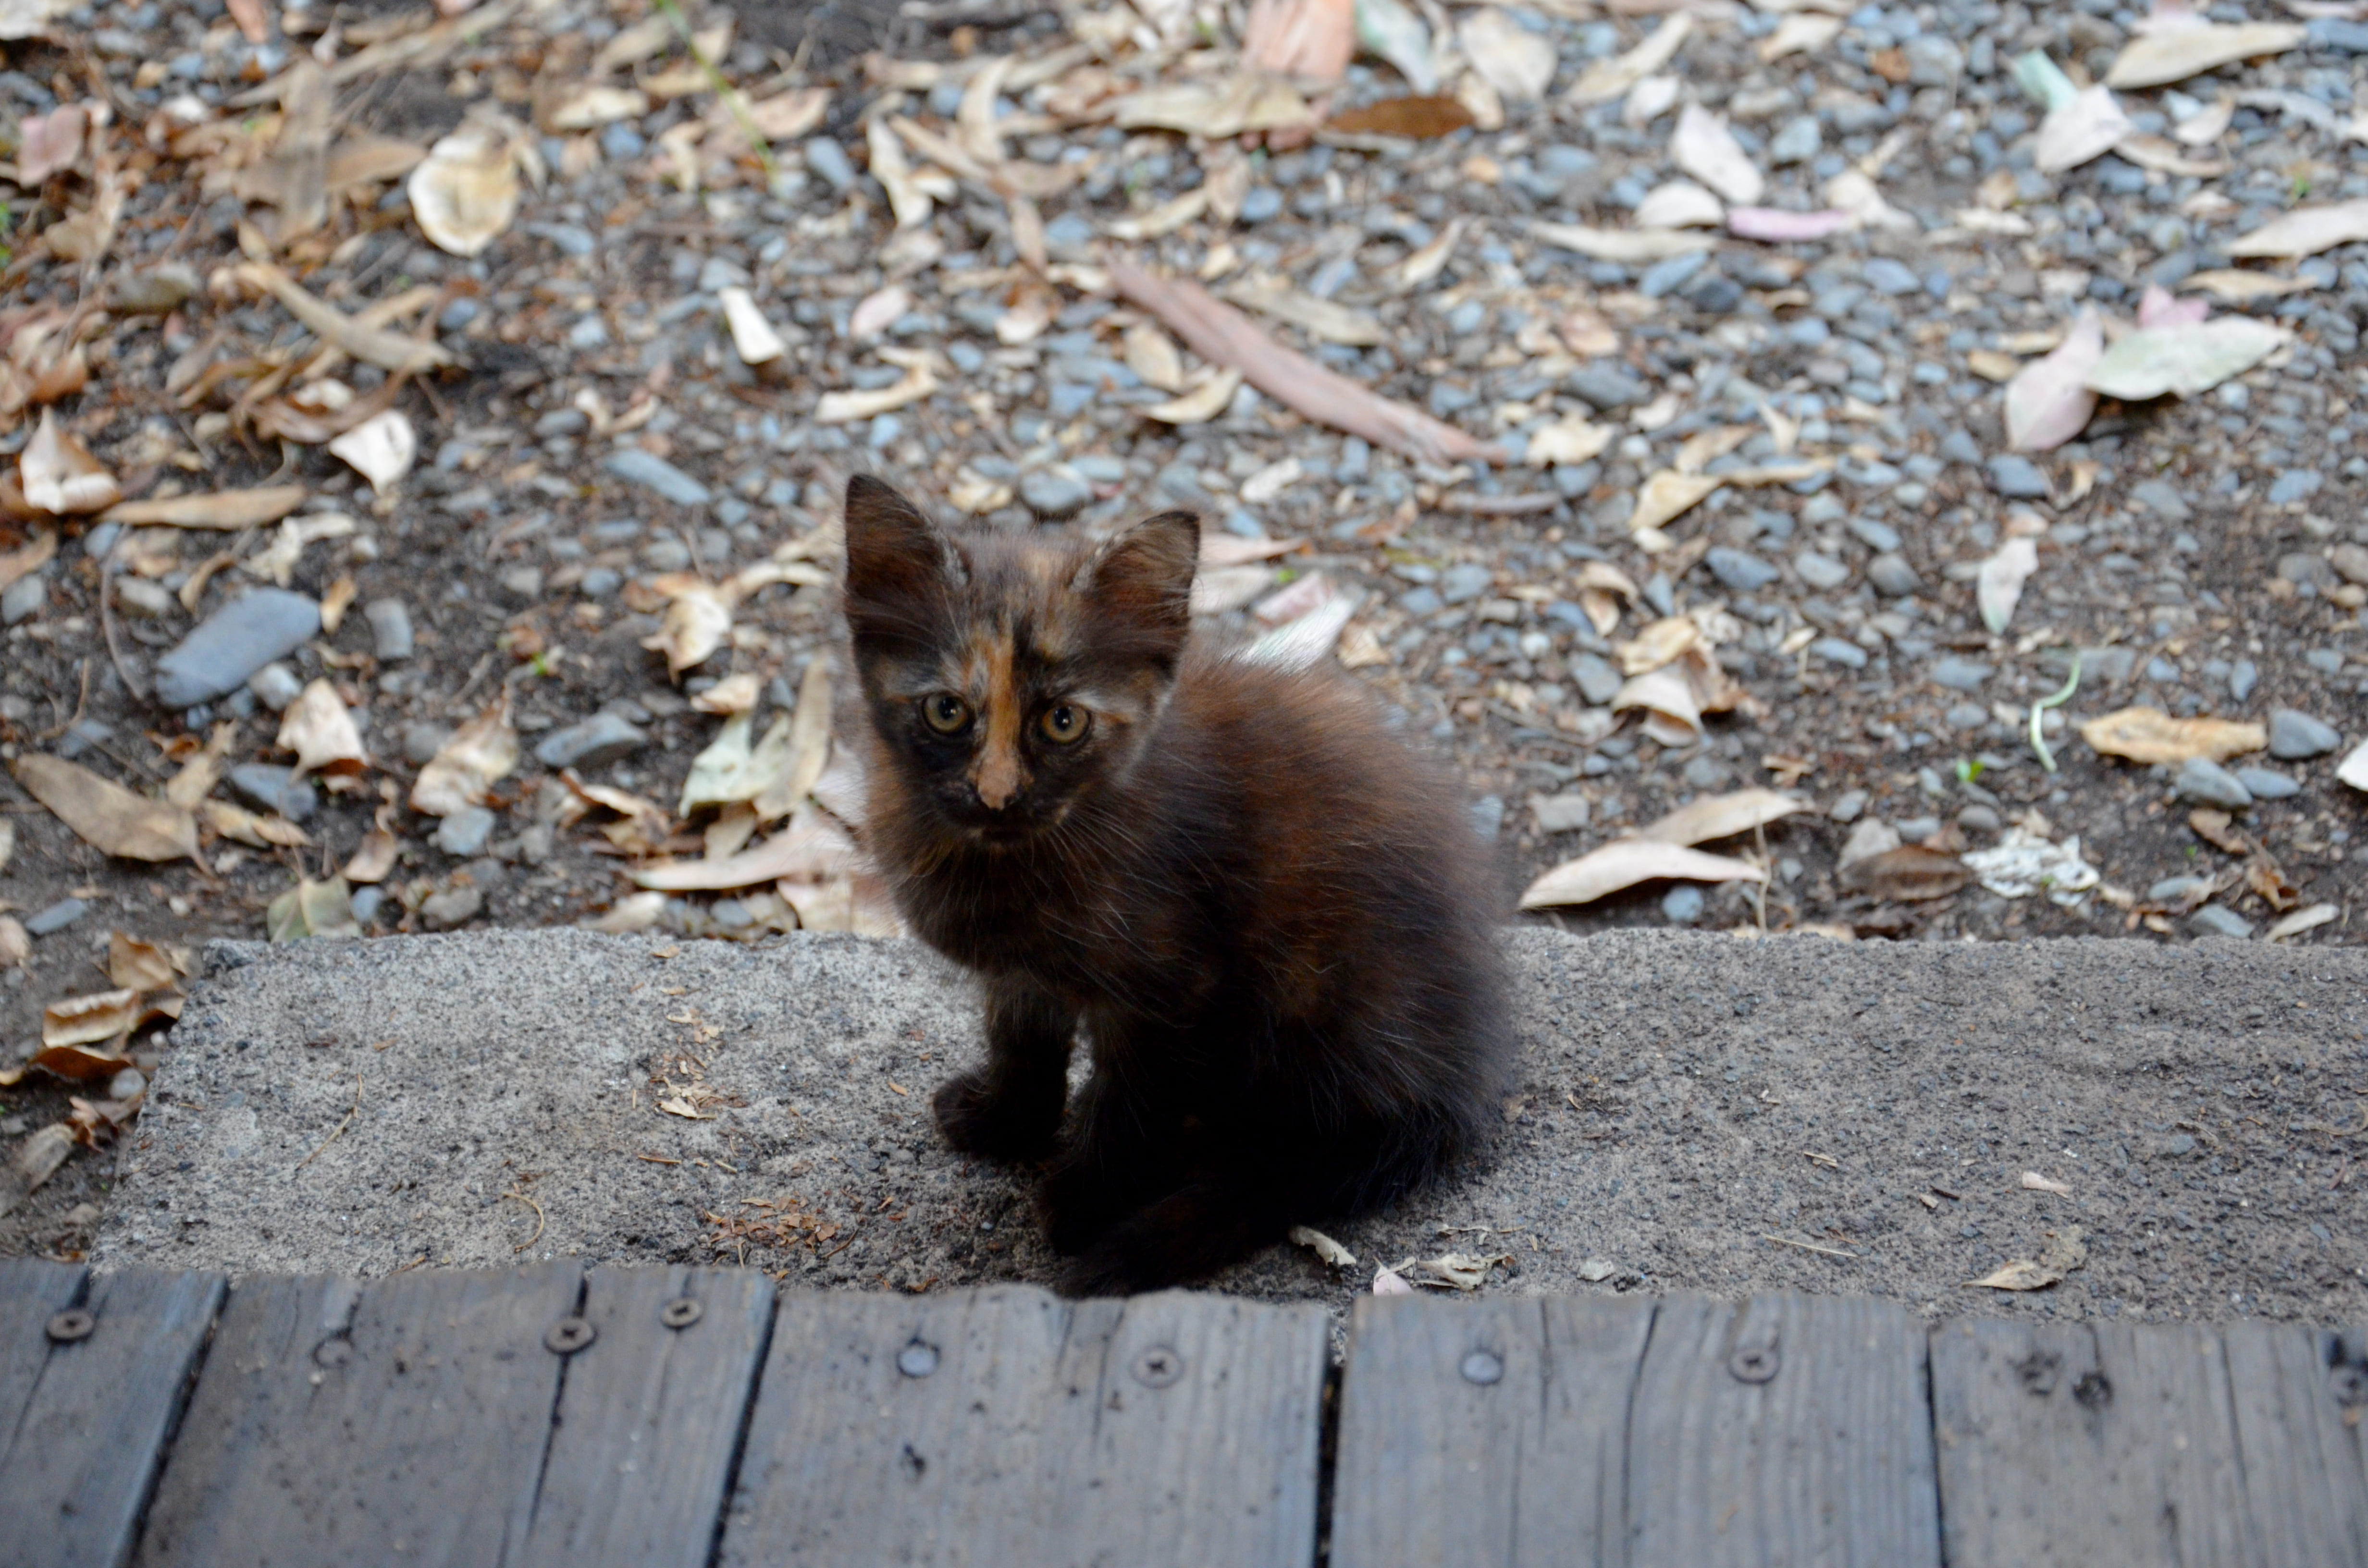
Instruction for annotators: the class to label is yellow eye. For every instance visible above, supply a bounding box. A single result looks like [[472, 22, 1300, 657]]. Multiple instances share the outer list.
[[921, 693, 972, 735], [1039, 703, 1089, 745]]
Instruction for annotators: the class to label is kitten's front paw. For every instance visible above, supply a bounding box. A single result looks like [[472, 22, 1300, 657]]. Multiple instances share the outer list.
[[932, 1071, 1059, 1162], [1036, 1157, 1130, 1255]]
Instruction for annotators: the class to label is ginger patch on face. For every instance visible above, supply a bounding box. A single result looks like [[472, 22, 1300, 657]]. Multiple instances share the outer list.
[[965, 626, 1026, 810]]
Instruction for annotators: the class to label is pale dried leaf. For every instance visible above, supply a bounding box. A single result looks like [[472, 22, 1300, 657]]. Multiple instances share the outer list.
[[1633, 179, 1725, 230], [1123, 321, 1184, 392], [407, 120, 522, 257], [327, 409, 416, 491], [2339, 738, 2368, 793], [2225, 198, 2368, 259], [0, 0, 71, 41], [200, 798, 313, 849], [0, 528, 56, 594], [865, 116, 931, 231], [634, 811, 857, 891], [15, 102, 86, 183], [641, 584, 734, 677], [1613, 667, 1704, 746], [2085, 317, 2285, 400], [543, 84, 649, 132], [2107, 21, 2305, 86], [43, 990, 139, 1050], [103, 486, 308, 529], [814, 364, 938, 424], [753, 657, 835, 822], [1246, 0, 1357, 83], [1616, 615, 1700, 676], [1672, 104, 1764, 205], [0, 1123, 74, 1216], [1520, 839, 1764, 908], [277, 678, 367, 775], [1566, 15, 1692, 104], [2021, 1170, 2074, 1196], [2136, 282, 2211, 329], [2035, 86, 2134, 174], [2265, 902, 2339, 942], [1837, 844, 1972, 901], [2180, 269, 2317, 303], [410, 701, 518, 816], [1372, 1267, 1416, 1296], [1977, 536, 2041, 634], [344, 829, 399, 883], [718, 286, 788, 365], [266, 875, 361, 942], [1288, 1224, 1358, 1267], [588, 891, 667, 934], [1354, 0, 1438, 92], [1529, 220, 1716, 262], [20, 410, 120, 515], [1966, 1226, 2087, 1290], [1636, 787, 1801, 846], [0, 916, 25, 969], [2005, 307, 2103, 451], [1458, 8, 1556, 102], [237, 261, 457, 373], [108, 932, 177, 993], [1223, 279, 1385, 345], [2174, 94, 2236, 144], [12, 754, 196, 861], [2080, 707, 2265, 765], [1144, 368, 1244, 425], [1629, 470, 1723, 534], [1759, 12, 1842, 61], [1527, 416, 1615, 467], [1110, 75, 1316, 139]]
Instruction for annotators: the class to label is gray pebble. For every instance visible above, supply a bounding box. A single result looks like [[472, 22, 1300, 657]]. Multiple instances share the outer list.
[[1469, 794, 1504, 841], [1567, 363, 1649, 410], [116, 577, 174, 619], [365, 598, 414, 662], [2148, 874, 2212, 901], [1769, 115, 1822, 165], [434, 806, 498, 859], [153, 588, 321, 710], [229, 763, 318, 822], [1440, 563, 1494, 604], [802, 137, 855, 191], [1680, 753, 1731, 789], [498, 565, 545, 603], [604, 448, 713, 507], [1895, 816, 1942, 843], [1867, 553, 1922, 596], [24, 897, 86, 937], [1863, 257, 1921, 296], [642, 537, 692, 572], [420, 884, 484, 931], [1706, 548, 1779, 593], [1568, 652, 1623, 706], [0, 573, 42, 625], [534, 712, 648, 770], [2189, 905, 2253, 940], [2173, 756, 2252, 809], [2268, 469, 2323, 506], [1795, 552, 1850, 590], [247, 662, 303, 712], [350, 886, 386, 926], [2232, 766, 2300, 800], [1828, 788, 1868, 823], [1811, 637, 1868, 669], [402, 723, 451, 766], [2229, 659, 2259, 702], [1019, 466, 1092, 518], [1958, 804, 2001, 833], [1532, 792, 1592, 833], [579, 567, 623, 600], [2268, 708, 2340, 759], [2331, 542, 2368, 586], [1986, 455, 2049, 498], [1929, 656, 1993, 692], [1661, 884, 1705, 924], [1945, 702, 1991, 730], [2128, 479, 2192, 524]]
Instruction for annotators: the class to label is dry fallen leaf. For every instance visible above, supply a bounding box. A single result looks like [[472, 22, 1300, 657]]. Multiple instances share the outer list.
[[1458, 8, 1557, 102], [327, 410, 417, 491], [1966, 1226, 2087, 1291], [1837, 845, 1972, 902], [1628, 470, 1723, 535], [1671, 104, 1764, 205], [2080, 707, 2265, 765], [1566, 14, 1692, 104], [0, 1124, 74, 1217], [2005, 308, 2102, 452], [2266, 903, 2339, 943], [109, 931, 180, 992], [1288, 1224, 1358, 1267], [0, 916, 25, 970], [1144, 368, 1244, 426], [12, 754, 197, 861], [0, 527, 56, 595], [1325, 95, 1473, 139], [2020, 1170, 2073, 1197], [1245, 0, 1356, 81], [410, 700, 519, 816], [1519, 839, 1763, 909], [266, 875, 361, 942], [642, 583, 736, 678], [15, 102, 86, 184], [2035, 85, 2133, 174], [2106, 21, 2305, 87], [1372, 1267, 1416, 1296], [2179, 269, 2317, 304], [1634, 179, 1725, 230], [754, 656, 835, 823], [20, 410, 121, 514], [103, 485, 308, 529], [2084, 317, 2285, 401], [1529, 220, 1715, 263], [1977, 537, 2041, 634], [42, 990, 141, 1051], [2225, 198, 2368, 260], [1636, 788, 1801, 847], [202, 798, 313, 850], [1527, 416, 1616, 467], [718, 287, 788, 365], [408, 117, 524, 257], [277, 678, 368, 775], [344, 830, 399, 883], [238, 261, 457, 375]]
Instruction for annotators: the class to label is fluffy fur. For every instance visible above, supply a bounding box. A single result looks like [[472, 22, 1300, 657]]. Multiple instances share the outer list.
[[841, 474, 1509, 1294]]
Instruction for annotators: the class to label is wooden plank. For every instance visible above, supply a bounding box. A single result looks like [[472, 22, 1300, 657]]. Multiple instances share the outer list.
[[2219, 1322, 2368, 1566], [718, 1285, 1328, 1568], [1930, 1318, 2257, 1568], [0, 1267, 226, 1568], [135, 1262, 580, 1568], [1328, 1293, 1654, 1568], [1626, 1293, 1940, 1568], [517, 1265, 776, 1568], [0, 1256, 87, 1438]]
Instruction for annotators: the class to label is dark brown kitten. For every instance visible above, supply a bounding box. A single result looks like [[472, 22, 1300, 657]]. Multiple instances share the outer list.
[[841, 474, 1509, 1295]]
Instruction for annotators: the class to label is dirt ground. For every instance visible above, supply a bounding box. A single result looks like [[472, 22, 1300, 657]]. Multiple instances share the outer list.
[[4, 0, 2368, 1261]]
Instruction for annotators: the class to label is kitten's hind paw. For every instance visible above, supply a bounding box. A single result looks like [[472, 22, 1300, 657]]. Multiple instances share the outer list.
[[931, 1071, 1060, 1163]]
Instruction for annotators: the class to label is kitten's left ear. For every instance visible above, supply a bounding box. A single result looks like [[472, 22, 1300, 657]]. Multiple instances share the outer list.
[[1076, 510, 1199, 660]]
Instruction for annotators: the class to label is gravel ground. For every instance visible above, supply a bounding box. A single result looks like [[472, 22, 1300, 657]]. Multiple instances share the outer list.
[[5, 0, 2368, 1259]]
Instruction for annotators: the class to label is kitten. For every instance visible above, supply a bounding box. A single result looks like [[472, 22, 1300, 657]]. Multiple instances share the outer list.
[[841, 474, 1509, 1295]]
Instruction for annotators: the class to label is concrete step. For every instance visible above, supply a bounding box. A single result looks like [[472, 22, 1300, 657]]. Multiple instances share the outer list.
[[101, 929, 2368, 1325]]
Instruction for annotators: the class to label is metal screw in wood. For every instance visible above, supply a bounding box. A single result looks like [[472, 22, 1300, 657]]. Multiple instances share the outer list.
[[1459, 1350, 1504, 1386], [1132, 1346, 1184, 1388], [660, 1297, 703, 1330], [1727, 1346, 1780, 1384], [897, 1340, 940, 1378], [544, 1316, 597, 1355], [45, 1309, 95, 1344]]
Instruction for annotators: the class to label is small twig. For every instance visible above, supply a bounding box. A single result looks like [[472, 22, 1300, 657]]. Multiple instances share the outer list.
[[501, 1188, 545, 1253], [2029, 651, 2081, 773], [1764, 1234, 1856, 1259], [296, 1073, 363, 1170]]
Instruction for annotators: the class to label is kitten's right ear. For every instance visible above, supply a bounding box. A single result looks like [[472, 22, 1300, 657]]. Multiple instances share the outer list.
[[843, 477, 964, 638]]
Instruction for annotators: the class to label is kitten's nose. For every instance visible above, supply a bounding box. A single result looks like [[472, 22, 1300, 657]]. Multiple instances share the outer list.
[[972, 744, 1022, 810]]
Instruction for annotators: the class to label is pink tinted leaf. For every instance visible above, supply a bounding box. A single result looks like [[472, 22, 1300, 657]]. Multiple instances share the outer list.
[[2136, 284, 2210, 328], [16, 103, 86, 184], [2004, 309, 2104, 452], [1725, 207, 1855, 242]]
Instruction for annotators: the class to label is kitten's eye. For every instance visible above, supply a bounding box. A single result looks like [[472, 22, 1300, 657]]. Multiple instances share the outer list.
[[1039, 703, 1089, 745], [920, 693, 973, 735]]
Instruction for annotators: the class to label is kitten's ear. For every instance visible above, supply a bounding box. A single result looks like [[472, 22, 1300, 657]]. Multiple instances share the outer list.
[[1076, 510, 1199, 662], [843, 476, 963, 637]]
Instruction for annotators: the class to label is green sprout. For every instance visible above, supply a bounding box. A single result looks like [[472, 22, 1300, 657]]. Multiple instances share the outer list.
[[1953, 757, 1985, 784], [2029, 651, 2081, 773]]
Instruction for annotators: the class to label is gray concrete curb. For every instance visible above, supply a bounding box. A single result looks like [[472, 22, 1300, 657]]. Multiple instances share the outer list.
[[99, 928, 2368, 1325]]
